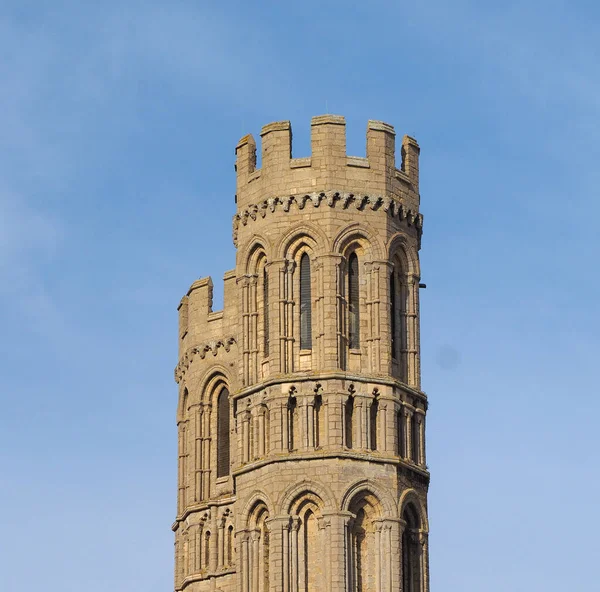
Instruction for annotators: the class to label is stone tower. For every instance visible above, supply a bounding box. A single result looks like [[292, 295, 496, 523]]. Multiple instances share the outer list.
[[173, 115, 429, 592]]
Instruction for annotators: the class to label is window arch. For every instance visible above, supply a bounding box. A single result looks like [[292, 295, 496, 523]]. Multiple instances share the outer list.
[[300, 253, 312, 350], [348, 252, 360, 349], [217, 387, 230, 478], [347, 492, 383, 592], [247, 503, 270, 592]]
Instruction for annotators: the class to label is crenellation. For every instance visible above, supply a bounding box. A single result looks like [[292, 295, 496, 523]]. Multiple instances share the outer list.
[[234, 116, 420, 212]]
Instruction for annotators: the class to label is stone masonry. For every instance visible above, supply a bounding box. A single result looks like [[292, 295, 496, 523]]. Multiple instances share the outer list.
[[173, 115, 430, 592]]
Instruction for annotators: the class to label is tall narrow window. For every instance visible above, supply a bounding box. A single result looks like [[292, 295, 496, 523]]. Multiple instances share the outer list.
[[370, 399, 379, 451], [204, 531, 211, 570], [263, 266, 269, 356], [390, 272, 397, 360], [217, 388, 230, 478], [345, 396, 354, 449], [300, 253, 312, 350], [398, 410, 407, 458], [411, 413, 420, 464], [348, 253, 360, 349]]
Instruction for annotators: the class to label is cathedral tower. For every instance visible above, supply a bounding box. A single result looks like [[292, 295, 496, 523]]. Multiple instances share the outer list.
[[173, 115, 429, 592]]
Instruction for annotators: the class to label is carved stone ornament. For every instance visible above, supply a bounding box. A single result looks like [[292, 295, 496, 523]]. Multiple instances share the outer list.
[[174, 337, 237, 383]]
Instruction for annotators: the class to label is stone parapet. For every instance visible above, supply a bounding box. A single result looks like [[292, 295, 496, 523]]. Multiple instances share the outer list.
[[235, 116, 420, 212]]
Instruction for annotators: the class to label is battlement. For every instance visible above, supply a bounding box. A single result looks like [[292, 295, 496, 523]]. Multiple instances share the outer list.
[[235, 115, 420, 210], [177, 270, 238, 360]]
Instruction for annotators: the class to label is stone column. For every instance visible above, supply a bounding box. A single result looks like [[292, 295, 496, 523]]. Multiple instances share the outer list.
[[403, 406, 413, 461], [290, 517, 300, 592], [379, 403, 388, 452], [258, 406, 266, 458], [285, 260, 295, 373], [417, 411, 426, 468], [240, 275, 251, 386], [419, 532, 430, 592], [317, 516, 332, 589], [210, 508, 218, 573], [241, 531, 250, 592], [282, 400, 289, 452], [398, 519, 406, 592], [218, 518, 225, 569], [252, 530, 260, 592], [249, 274, 259, 385], [195, 406, 203, 502], [375, 522, 382, 592], [242, 411, 250, 464], [203, 405, 212, 499], [282, 519, 290, 592]]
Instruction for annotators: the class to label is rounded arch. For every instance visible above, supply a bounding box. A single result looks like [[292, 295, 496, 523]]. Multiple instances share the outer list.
[[276, 479, 336, 515], [398, 488, 429, 531], [277, 223, 330, 259], [340, 479, 398, 519], [241, 235, 271, 275], [332, 221, 385, 260], [194, 367, 233, 405], [240, 491, 276, 527], [387, 233, 420, 277], [177, 386, 189, 423]]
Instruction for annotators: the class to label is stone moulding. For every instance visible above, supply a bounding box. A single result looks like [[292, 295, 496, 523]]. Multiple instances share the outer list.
[[232, 190, 424, 246], [174, 337, 236, 383]]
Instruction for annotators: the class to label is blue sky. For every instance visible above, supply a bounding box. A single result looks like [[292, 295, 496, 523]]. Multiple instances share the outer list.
[[1, 1, 598, 590]]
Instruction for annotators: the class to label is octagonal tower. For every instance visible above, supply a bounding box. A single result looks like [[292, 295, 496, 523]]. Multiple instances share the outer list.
[[173, 115, 430, 592]]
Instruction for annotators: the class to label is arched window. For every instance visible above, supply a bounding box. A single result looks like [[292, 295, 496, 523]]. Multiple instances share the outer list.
[[398, 410, 407, 458], [390, 254, 410, 383], [204, 531, 211, 570], [263, 266, 270, 356], [348, 252, 360, 349], [390, 272, 397, 360], [369, 398, 378, 451], [248, 504, 270, 592], [300, 253, 312, 350], [345, 396, 354, 449], [314, 394, 322, 448], [217, 388, 230, 478], [411, 413, 420, 464], [287, 396, 297, 451], [402, 505, 422, 592], [347, 492, 381, 592], [227, 525, 234, 567]]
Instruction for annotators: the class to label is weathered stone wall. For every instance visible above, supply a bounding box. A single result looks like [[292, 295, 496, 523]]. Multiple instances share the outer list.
[[173, 116, 430, 592]]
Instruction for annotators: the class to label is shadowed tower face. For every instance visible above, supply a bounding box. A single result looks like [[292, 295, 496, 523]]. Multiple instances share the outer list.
[[173, 115, 430, 592]]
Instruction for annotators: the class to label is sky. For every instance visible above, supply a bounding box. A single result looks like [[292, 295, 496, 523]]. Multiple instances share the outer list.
[[0, 0, 599, 590]]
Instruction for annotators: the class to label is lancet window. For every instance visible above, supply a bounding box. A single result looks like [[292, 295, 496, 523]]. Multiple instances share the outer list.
[[348, 252, 360, 349], [390, 255, 408, 381], [263, 265, 269, 356], [217, 387, 230, 478], [344, 395, 354, 449], [299, 253, 312, 350]]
